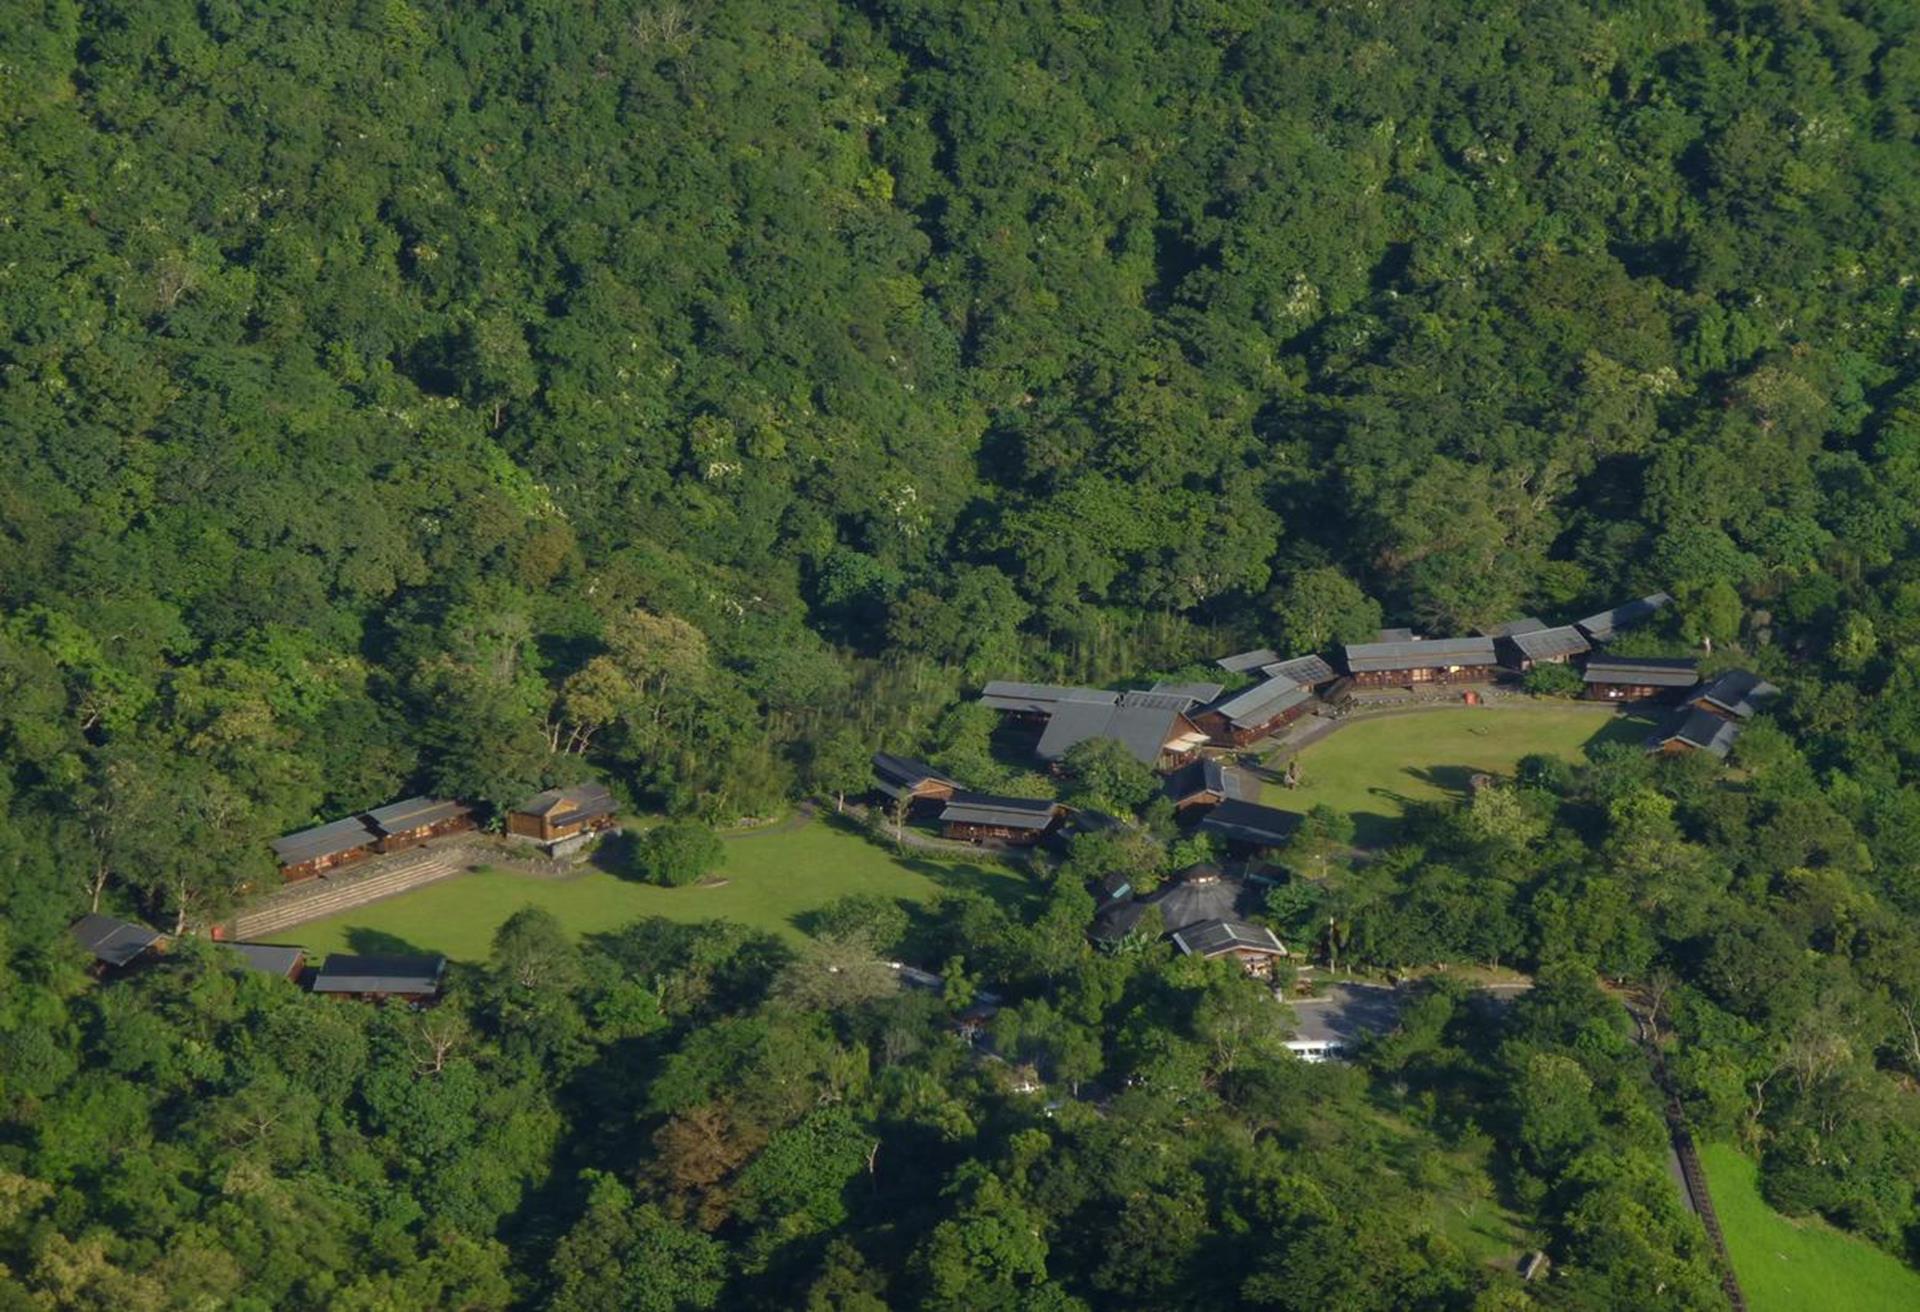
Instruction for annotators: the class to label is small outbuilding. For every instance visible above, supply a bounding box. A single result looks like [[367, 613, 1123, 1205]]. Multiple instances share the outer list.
[[1575, 592, 1672, 643], [1646, 706, 1740, 759], [1170, 919, 1289, 975], [938, 792, 1064, 845], [507, 783, 619, 844], [1161, 758, 1239, 812], [364, 796, 475, 853], [1498, 624, 1590, 671], [1197, 798, 1303, 853], [1686, 669, 1779, 721], [871, 753, 960, 815], [69, 914, 163, 974], [1583, 655, 1698, 701], [312, 953, 446, 1001]]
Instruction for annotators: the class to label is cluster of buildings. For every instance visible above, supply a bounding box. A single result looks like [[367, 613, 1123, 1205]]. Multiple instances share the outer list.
[[67, 913, 445, 1002]]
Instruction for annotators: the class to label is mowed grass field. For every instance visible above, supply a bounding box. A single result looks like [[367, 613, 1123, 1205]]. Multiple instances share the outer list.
[[1699, 1142, 1920, 1312], [1267, 703, 1650, 844], [272, 819, 1030, 962]]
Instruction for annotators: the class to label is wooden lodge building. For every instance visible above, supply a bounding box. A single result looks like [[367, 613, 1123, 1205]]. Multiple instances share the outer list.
[[1575, 592, 1672, 643], [1089, 864, 1288, 975], [1170, 919, 1288, 974], [1646, 706, 1739, 759], [871, 753, 960, 816], [312, 953, 446, 1002], [506, 783, 618, 845], [364, 797, 474, 853], [1341, 636, 1499, 688], [1686, 669, 1779, 721], [1583, 656, 1698, 702], [1032, 690, 1210, 769], [1497, 624, 1589, 672], [69, 914, 162, 975], [1162, 758, 1240, 812], [273, 795, 473, 881], [1196, 798, 1303, 854], [1193, 672, 1315, 745], [938, 792, 1064, 845]]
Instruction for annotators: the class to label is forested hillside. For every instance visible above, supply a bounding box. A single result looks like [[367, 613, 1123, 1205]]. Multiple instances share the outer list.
[[6, 1, 1920, 1308]]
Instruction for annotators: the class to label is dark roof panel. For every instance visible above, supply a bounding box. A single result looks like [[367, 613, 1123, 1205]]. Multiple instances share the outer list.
[[1690, 669, 1780, 719], [271, 816, 379, 866], [312, 953, 445, 994], [1262, 654, 1337, 686], [1149, 680, 1226, 706], [1648, 707, 1740, 758], [1584, 656, 1698, 688], [1575, 592, 1673, 642], [939, 792, 1060, 831], [364, 796, 470, 835], [871, 753, 959, 799], [1172, 919, 1287, 957], [1216, 648, 1282, 674], [1507, 625, 1590, 662], [514, 783, 617, 820], [1211, 674, 1312, 729], [69, 914, 162, 967], [1036, 693, 1196, 765], [979, 681, 1117, 714], [1483, 616, 1548, 637], [227, 943, 305, 978], [1162, 759, 1227, 804], [1343, 636, 1497, 673], [1198, 799, 1303, 847]]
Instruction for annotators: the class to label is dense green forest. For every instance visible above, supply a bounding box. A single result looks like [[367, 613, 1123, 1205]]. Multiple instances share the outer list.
[[6, 0, 1920, 1306]]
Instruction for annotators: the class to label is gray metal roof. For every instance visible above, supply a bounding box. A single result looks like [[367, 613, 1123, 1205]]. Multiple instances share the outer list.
[[1648, 707, 1739, 758], [1162, 759, 1227, 804], [515, 782, 617, 821], [1690, 670, 1779, 720], [227, 942, 305, 978], [271, 815, 379, 866], [1150, 680, 1226, 706], [1262, 654, 1337, 686], [1035, 692, 1195, 765], [871, 753, 958, 799], [1483, 616, 1548, 637], [312, 953, 445, 994], [1172, 919, 1286, 958], [1506, 625, 1590, 662], [978, 681, 1117, 714], [1584, 656, 1698, 687], [1216, 648, 1281, 674], [1575, 592, 1672, 642], [1211, 674, 1312, 729], [70, 914, 161, 967], [1197, 799, 1303, 847], [939, 792, 1060, 831], [1342, 636, 1497, 673], [364, 796, 470, 835]]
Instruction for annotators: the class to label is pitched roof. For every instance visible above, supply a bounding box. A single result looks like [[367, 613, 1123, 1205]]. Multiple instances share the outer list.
[[1342, 636, 1498, 673], [939, 792, 1060, 831], [1575, 592, 1673, 642], [364, 796, 470, 836], [871, 753, 959, 799], [978, 681, 1117, 715], [513, 782, 617, 821], [1172, 919, 1287, 958], [1483, 616, 1548, 638], [1216, 648, 1281, 674], [1090, 865, 1255, 942], [1505, 625, 1590, 662], [69, 914, 161, 967], [312, 953, 445, 994], [1149, 679, 1226, 706], [1198, 798, 1303, 847], [1689, 669, 1780, 720], [1583, 655, 1698, 688], [226, 942, 305, 978], [1210, 673, 1313, 729], [1035, 691, 1197, 765], [1263, 654, 1337, 686], [1647, 707, 1740, 758], [271, 815, 378, 867], [1162, 758, 1227, 805]]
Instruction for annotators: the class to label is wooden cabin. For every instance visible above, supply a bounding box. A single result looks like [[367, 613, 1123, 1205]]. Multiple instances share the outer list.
[[1645, 707, 1739, 759], [507, 783, 619, 843], [938, 792, 1063, 846], [271, 816, 379, 882], [312, 953, 446, 1002], [870, 753, 960, 817], [1498, 624, 1590, 672], [1170, 919, 1288, 976], [1583, 656, 1698, 702], [1341, 636, 1499, 688], [1686, 669, 1779, 721], [69, 914, 163, 976], [1161, 758, 1233, 812], [364, 796, 475, 853], [1197, 798, 1303, 854], [1575, 592, 1672, 644], [1193, 673, 1314, 746], [1034, 690, 1209, 770]]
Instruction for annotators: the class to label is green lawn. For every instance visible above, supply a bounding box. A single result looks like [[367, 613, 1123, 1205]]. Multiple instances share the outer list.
[[1699, 1142, 1920, 1312], [270, 818, 1030, 962], [1267, 703, 1650, 844]]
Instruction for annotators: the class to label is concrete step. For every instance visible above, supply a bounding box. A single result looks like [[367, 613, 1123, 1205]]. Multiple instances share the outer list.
[[232, 848, 469, 939]]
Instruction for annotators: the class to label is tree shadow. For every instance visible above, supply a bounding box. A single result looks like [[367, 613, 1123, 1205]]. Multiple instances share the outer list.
[[344, 927, 440, 957], [1403, 763, 1482, 800], [1583, 711, 1663, 753], [589, 829, 639, 878]]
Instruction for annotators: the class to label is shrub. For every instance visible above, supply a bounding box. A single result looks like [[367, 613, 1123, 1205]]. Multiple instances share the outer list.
[[629, 822, 724, 887]]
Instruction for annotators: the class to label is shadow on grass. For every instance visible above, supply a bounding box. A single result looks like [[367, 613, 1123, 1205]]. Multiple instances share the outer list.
[[1583, 711, 1663, 753], [344, 927, 441, 957]]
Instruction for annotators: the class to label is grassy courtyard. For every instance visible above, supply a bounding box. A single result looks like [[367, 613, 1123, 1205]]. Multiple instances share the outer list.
[[1699, 1142, 1920, 1312], [1266, 702, 1650, 844], [273, 818, 1030, 962]]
